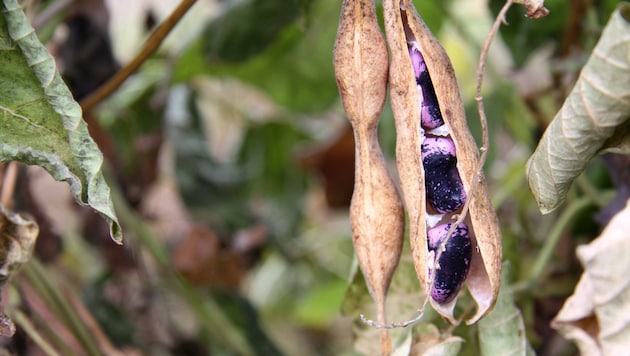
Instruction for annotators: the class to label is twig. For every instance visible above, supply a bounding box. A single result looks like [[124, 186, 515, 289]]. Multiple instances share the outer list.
[[511, 197, 592, 293], [11, 310, 59, 356], [0, 162, 18, 208], [360, 307, 425, 329], [65, 289, 125, 356], [79, 0, 198, 113]]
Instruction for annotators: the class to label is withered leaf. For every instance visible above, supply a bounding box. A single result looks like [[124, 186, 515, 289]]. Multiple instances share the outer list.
[[0, 203, 38, 286], [552, 198, 630, 356], [0, 203, 37, 337], [527, 4, 630, 214]]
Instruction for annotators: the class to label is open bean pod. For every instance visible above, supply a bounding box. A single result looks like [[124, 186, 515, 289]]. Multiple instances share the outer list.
[[382, 0, 502, 324]]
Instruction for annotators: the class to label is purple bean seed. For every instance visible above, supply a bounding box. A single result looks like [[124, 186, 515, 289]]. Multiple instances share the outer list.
[[427, 222, 471, 304], [421, 137, 466, 213], [408, 44, 426, 79], [408, 45, 444, 130], [422, 135, 456, 157]]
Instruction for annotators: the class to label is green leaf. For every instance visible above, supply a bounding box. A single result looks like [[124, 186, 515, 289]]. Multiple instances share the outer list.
[[489, 0, 569, 67], [174, 0, 340, 113], [201, 0, 309, 62], [526, 3, 630, 214], [0, 1, 122, 243], [478, 263, 534, 356]]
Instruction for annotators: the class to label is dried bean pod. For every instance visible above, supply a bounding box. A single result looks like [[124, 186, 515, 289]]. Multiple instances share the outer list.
[[383, 0, 502, 324], [427, 223, 472, 304], [334, 0, 404, 351], [421, 137, 466, 213]]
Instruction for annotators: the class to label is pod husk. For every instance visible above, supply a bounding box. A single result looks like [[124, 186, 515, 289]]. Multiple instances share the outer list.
[[382, 0, 502, 324], [334, 0, 405, 351]]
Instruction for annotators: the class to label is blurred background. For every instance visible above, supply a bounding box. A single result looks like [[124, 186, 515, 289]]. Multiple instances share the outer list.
[[2, 0, 624, 354]]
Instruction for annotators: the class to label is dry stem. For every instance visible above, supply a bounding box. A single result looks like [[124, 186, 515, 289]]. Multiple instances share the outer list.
[[80, 0, 197, 113], [0, 162, 18, 208]]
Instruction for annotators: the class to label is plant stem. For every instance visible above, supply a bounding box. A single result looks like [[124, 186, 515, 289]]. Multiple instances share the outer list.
[[109, 181, 255, 356], [0, 161, 18, 208], [23, 260, 102, 356], [512, 197, 592, 292], [80, 0, 197, 112], [576, 175, 608, 208], [11, 309, 60, 356]]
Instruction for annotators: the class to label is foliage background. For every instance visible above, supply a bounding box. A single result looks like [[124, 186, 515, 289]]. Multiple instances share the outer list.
[[0, 0, 626, 354]]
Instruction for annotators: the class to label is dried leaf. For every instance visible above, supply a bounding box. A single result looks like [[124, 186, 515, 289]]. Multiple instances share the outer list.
[[0, 312, 14, 337], [515, 0, 550, 19], [552, 198, 630, 356], [0, 0, 122, 242], [0, 204, 38, 287], [171, 225, 247, 288], [527, 4, 630, 214], [0, 203, 38, 337], [298, 125, 355, 208]]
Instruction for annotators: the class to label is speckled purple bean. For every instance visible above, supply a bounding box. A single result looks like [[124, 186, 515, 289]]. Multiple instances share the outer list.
[[408, 44, 425, 79], [408, 45, 444, 130], [427, 222, 471, 304], [421, 137, 466, 213]]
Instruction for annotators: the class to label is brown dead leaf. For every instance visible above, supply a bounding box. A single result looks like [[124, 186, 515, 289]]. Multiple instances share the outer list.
[[552, 198, 630, 356], [171, 225, 247, 288], [298, 125, 355, 208], [0, 204, 38, 337], [140, 178, 192, 246], [0, 204, 38, 288], [514, 0, 550, 19]]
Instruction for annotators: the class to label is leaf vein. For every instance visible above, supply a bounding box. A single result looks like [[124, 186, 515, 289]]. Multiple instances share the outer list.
[[0, 104, 45, 129]]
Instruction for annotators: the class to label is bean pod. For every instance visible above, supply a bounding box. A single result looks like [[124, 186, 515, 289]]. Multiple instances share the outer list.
[[334, 0, 405, 351], [384, 0, 502, 324]]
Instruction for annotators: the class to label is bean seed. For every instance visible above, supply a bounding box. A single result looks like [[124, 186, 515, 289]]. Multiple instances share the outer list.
[[421, 137, 466, 213], [408, 44, 444, 130], [427, 222, 471, 304]]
